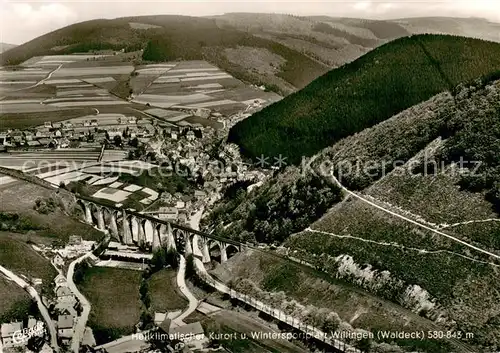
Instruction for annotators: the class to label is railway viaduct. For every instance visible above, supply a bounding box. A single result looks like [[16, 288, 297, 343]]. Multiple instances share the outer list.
[[0, 165, 242, 263], [76, 195, 241, 263]]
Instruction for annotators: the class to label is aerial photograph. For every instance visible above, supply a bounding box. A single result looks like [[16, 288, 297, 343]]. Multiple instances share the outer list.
[[0, 1, 499, 353]]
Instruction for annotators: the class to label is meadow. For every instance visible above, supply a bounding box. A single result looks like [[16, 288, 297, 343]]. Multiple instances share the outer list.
[[0, 232, 57, 293], [0, 277, 33, 323], [147, 268, 188, 312], [0, 181, 103, 243], [77, 267, 143, 344]]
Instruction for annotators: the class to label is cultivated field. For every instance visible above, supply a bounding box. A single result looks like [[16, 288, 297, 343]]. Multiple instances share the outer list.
[[0, 56, 134, 129], [132, 60, 281, 116], [2, 55, 281, 133]]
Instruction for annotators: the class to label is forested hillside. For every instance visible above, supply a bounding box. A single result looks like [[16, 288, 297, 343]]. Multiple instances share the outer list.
[[228, 35, 500, 164], [141, 29, 327, 89], [206, 78, 500, 352], [212, 77, 500, 247]]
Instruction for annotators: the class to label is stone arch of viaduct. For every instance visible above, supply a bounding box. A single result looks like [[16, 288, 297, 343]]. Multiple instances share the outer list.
[[76, 197, 242, 263]]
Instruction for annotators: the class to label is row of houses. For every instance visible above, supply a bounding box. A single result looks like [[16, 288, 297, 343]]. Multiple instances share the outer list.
[[0, 117, 155, 149], [52, 272, 95, 347]]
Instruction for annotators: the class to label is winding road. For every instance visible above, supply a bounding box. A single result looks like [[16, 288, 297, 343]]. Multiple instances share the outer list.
[[172, 255, 199, 325], [0, 265, 59, 352], [67, 252, 92, 353]]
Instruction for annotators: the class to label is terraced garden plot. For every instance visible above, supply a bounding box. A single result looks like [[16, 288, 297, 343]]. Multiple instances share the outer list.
[[49, 100, 129, 107], [0, 80, 37, 85], [1, 150, 100, 173], [0, 69, 49, 80], [141, 63, 178, 68], [91, 177, 119, 186], [82, 76, 116, 84], [0, 175, 16, 186], [44, 78, 82, 85], [188, 82, 224, 90], [135, 92, 214, 104], [180, 77, 243, 88], [56, 84, 94, 89], [184, 116, 223, 129], [208, 87, 276, 101], [168, 67, 220, 73], [0, 103, 66, 113], [134, 61, 280, 112], [65, 113, 129, 126], [0, 84, 56, 100], [51, 65, 134, 77], [81, 161, 157, 178], [22, 55, 112, 66], [45, 96, 116, 103], [144, 108, 187, 119], [155, 73, 233, 83], [56, 88, 108, 97]]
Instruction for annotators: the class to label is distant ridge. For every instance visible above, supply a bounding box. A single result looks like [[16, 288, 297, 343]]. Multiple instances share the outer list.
[[0, 42, 17, 54], [2, 14, 499, 94]]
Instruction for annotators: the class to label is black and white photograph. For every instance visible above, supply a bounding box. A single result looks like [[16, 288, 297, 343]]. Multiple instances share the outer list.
[[0, 1, 499, 353]]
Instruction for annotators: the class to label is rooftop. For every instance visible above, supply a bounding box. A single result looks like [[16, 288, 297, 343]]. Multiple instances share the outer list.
[[57, 315, 74, 330], [104, 250, 154, 260], [170, 322, 204, 337]]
